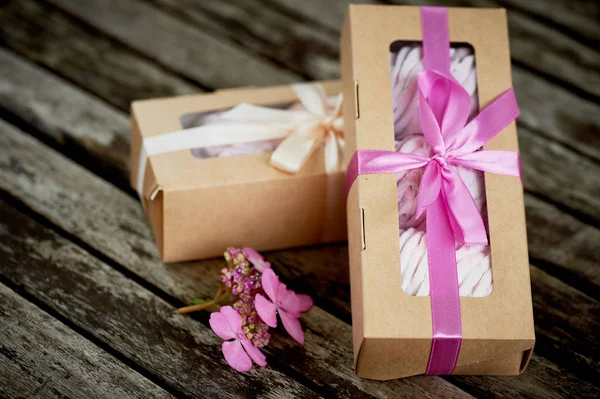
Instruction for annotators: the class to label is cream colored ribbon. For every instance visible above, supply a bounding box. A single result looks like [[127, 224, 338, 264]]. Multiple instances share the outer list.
[[136, 83, 344, 199]]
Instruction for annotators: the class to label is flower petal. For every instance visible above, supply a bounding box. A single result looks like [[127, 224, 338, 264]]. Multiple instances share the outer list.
[[220, 306, 244, 335], [258, 261, 271, 272], [209, 311, 236, 340], [277, 290, 300, 317], [255, 294, 278, 328], [242, 247, 270, 272], [295, 294, 313, 313], [222, 340, 252, 372], [241, 339, 267, 367], [260, 268, 280, 303], [279, 310, 305, 345], [242, 247, 262, 262], [279, 290, 313, 316]]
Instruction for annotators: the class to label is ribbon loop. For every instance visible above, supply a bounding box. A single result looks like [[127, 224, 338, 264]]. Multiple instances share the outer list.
[[270, 85, 344, 173]]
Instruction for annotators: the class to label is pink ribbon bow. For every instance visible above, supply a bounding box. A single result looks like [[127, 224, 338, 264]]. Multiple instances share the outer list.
[[347, 71, 521, 244], [345, 6, 521, 375]]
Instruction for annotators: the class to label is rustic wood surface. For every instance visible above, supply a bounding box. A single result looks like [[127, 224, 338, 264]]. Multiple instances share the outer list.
[[0, 0, 598, 398]]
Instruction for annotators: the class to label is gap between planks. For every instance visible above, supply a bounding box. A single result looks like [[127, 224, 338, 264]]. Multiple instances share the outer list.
[[1, 25, 599, 317], [0, 282, 177, 399], [0, 113, 598, 396], [0, 11, 599, 309], [0, 45, 599, 304], [0, 200, 327, 399], [0, 0, 596, 394]]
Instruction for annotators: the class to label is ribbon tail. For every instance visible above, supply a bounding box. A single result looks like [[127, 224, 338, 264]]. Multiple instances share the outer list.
[[415, 161, 442, 219], [270, 127, 320, 173], [292, 83, 328, 116], [441, 168, 488, 245], [345, 150, 430, 195], [324, 130, 341, 173], [425, 193, 462, 375]]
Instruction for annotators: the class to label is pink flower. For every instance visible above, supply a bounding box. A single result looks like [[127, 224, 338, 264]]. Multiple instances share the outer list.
[[255, 268, 313, 344], [209, 306, 267, 372], [242, 247, 271, 272]]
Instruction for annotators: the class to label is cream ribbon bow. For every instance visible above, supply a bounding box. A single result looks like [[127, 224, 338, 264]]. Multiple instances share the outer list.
[[269, 84, 344, 173], [136, 83, 344, 199]]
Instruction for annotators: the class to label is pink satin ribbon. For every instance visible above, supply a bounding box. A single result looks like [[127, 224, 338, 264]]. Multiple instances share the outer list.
[[345, 7, 521, 375]]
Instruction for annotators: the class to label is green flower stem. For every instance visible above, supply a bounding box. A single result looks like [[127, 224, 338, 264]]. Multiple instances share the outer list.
[[176, 285, 232, 314]]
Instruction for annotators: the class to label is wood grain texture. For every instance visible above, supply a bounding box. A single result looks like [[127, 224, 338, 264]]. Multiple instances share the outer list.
[[147, 0, 340, 80], [0, 200, 318, 399], [0, 110, 597, 395], [48, 0, 300, 88], [511, 68, 600, 164], [0, 0, 199, 110], [0, 48, 130, 183], [495, 0, 600, 46], [0, 119, 472, 399], [447, 355, 600, 399], [0, 1, 598, 395], [529, 266, 600, 384], [519, 129, 600, 222], [525, 195, 600, 298], [0, 284, 174, 399]]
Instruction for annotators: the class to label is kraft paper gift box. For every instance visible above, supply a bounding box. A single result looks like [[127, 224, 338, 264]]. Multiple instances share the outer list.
[[130, 81, 346, 262], [341, 5, 535, 380]]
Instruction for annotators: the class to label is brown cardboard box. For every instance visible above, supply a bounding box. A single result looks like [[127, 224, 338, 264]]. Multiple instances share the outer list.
[[130, 82, 346, 262], [341, 5, 535, 379]]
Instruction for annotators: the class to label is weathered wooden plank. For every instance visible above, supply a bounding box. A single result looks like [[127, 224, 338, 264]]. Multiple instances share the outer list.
[[146, 0, 340, 80], [511, 68, 600, 164], [48, 0, 300, 88], [525, 195, 600, 300], [496, 0, 600, 99], [519, 129, 600, 223], [270, 0, 600, 99], [1, 0, 596, 396], [145, 0, 600, 163], [0, 48, 130, 183], [0, 284, 174, 399], [528, 266, 600, 384], [0, 4, 596, 390], [0, 119, 472, 399], [0, 201, 319, 399], [448, 355, 600, 399], [0, 108, 597, 395], [495, 0, 600, 46], [0, 0, 199, 111]]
